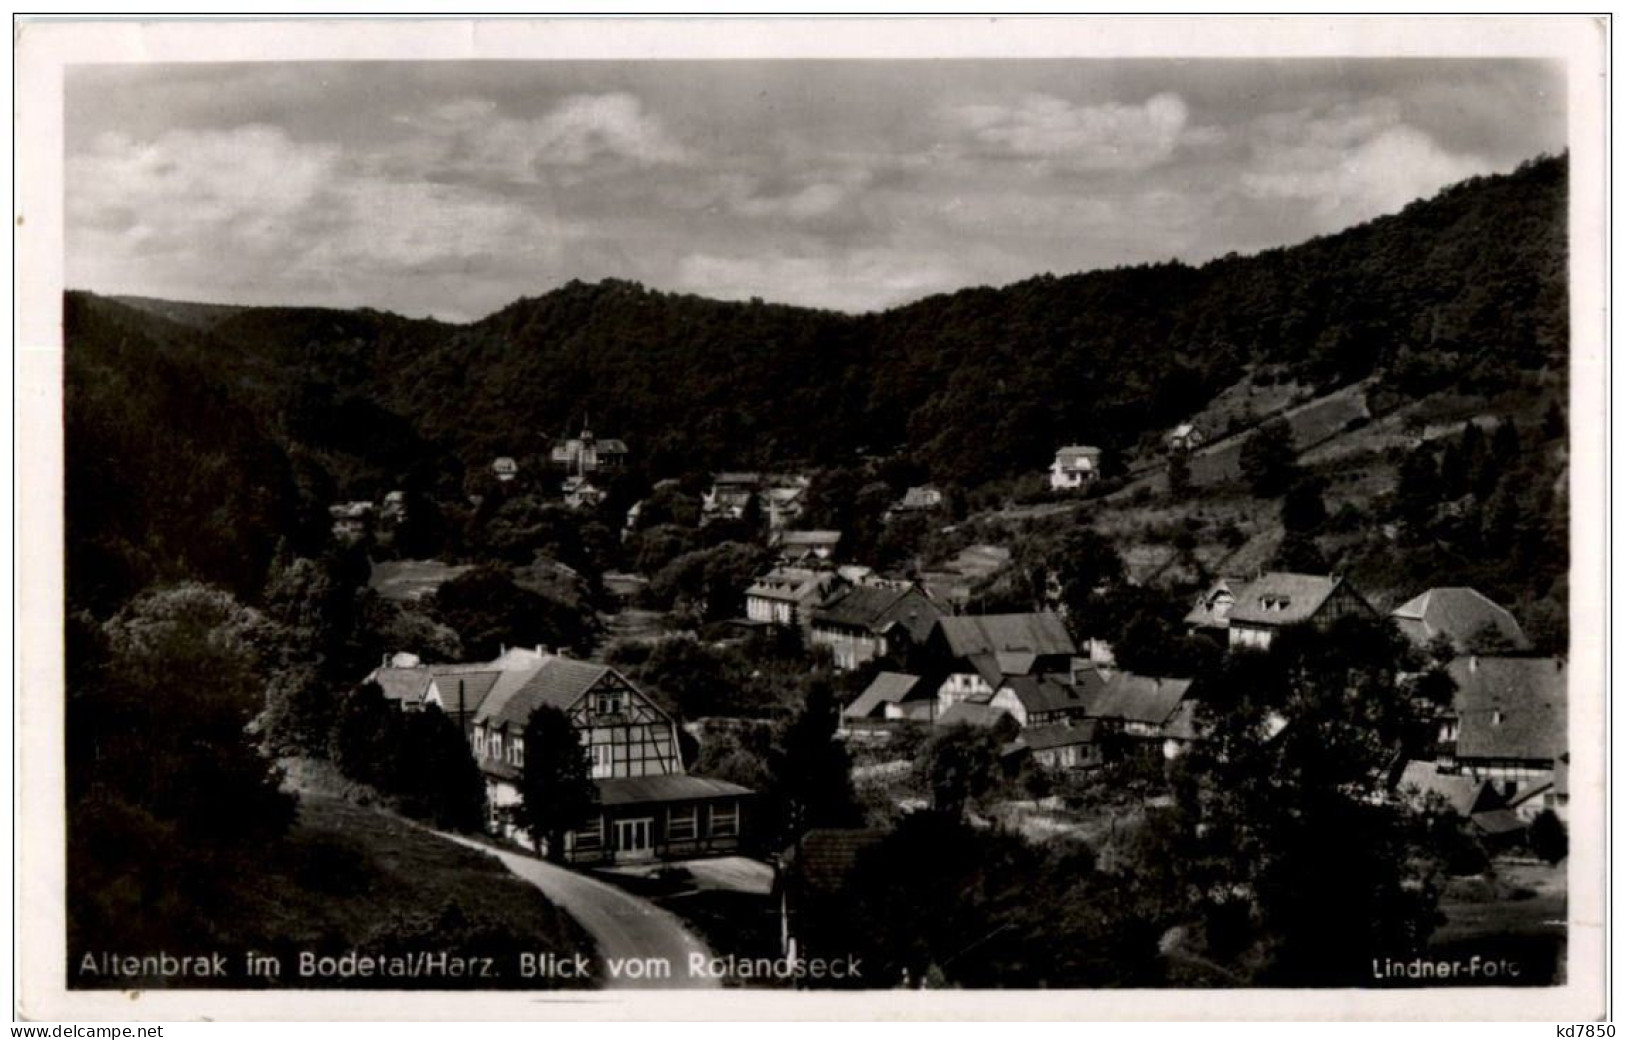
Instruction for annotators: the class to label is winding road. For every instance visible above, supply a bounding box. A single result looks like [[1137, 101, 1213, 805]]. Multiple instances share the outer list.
[[437, 832, 720, 989]]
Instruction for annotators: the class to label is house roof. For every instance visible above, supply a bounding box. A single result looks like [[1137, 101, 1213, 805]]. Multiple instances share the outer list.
[[934, 612, 1076, 659], [937, 701, 1012, 728], [1396, 760, 1503, 816], [898, 486, 941, 510], [746, 566, 836, 604], [596, 774, 753, 807], [1088, 672, 1194, 726], [844, 672, 927, 719], [1446, 656, 1566, 762], [1016, 720, 1099, 751], [712, 472, 762, 487], [999, 674, 1089, 716], [785, 828, 886, 895], [812, 584, 940, 641], [372, 667, 435, 707], [1170, 423, 1199, 439], [1472, 809, 1528, 836], [776, 529, 843, 548], [1161, 699, 1203, 742], [1182, 576, 1247, 629], [1054, 445, 1101, 460], [1226, 572, 1351, 628], [1391, 587, 1532, 653], [477, 657, 617, 730], [425, 668, 503, 716]]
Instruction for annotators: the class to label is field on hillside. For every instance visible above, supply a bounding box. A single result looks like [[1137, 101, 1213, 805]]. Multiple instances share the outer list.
[[72, 795, 597, 989]]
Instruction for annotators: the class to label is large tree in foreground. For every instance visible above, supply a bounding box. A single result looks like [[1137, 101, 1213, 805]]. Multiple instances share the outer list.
[[1156, 616, 1442, 985], [513, 705, 599, 861]]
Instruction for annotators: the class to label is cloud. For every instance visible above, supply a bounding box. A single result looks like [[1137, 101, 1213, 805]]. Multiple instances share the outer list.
[[946, 92, 1191, 171], [401, 92, 691, 184], [1240, 98, 1492, 223], [66, 121, 582, 317]]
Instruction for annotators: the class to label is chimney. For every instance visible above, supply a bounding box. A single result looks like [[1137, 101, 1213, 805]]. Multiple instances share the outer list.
[[381, 653, 388, 669], [1469, 655, 1479, 674], [536, 644, 545, 655], [500, 643, 507, 657]]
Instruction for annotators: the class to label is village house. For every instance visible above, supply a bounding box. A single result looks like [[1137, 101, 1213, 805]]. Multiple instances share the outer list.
[[744, 566, 845, 629], [841, 671, 935, 733], [886, 485, 944, 520], [923, 612, 1078, 714], [701, 472, 762, 523], [561, 474, 605, 511], [1166, 423, 1205, 453], [1049, 445, 1103, 490], [1086, 671, 1200, 759], [378, 646, 752, 863], [1437, 655, 1566, 817], [762, 476, 812, 530], [1194, 571, 1378, 651], [1394, 760, 1527, 840], [1182, 575, 1248, 640], [549, 425, 628, 473], [774, 828, 887, 967], [1007, 720, 1102, 771], [809, 583, 943, 671], [1390, 586, 1533, 656], [771, 529, 843, 564], [329, 500, 375, 542], [491, 456, 519, 482]]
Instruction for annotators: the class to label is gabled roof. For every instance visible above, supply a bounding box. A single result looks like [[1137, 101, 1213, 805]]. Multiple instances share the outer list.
[[1182, 576, 1247, 629], [1395, 760, 1505, 816], [1088, 672, 1194, 726], [785, 828, 886, 895], [999, 674, 1089, 716], [1161, 699, 1202, 742], [746, 567, 837, 604], [1446, 656, 1566, 762], [812, 584, 940, 641], [1015, 720, 1099, 751], [844, 672, 927, 719], [1391, 587, 1532, 653], [477, 657, 618, 730], [372, 667, 435, 707], [1226, 572, 1355, 628], [425, 667, 503, 716], [938, 701, 1012, 728], [934, 612, 1076, 659], [898, 486, 942, 510]]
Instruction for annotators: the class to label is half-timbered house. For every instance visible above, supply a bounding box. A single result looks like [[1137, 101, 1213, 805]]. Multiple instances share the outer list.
[[403, 647, 752, 863]]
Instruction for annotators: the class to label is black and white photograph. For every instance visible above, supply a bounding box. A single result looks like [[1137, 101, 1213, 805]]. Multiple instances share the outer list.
[[13, 15, 1608, 1021]]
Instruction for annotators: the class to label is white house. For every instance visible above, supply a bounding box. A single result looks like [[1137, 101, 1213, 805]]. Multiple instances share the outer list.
[[1049, 445, 1103, 490]]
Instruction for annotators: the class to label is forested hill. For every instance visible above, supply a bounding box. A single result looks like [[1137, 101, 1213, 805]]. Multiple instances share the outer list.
[[66, 154, 1566, 612]]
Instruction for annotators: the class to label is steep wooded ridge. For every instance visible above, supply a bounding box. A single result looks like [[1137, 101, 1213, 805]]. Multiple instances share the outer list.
[[66, 154, 1567, 615]]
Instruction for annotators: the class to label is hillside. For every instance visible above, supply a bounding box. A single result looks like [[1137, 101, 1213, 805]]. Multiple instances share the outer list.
[[65, 154, 1569, 618]]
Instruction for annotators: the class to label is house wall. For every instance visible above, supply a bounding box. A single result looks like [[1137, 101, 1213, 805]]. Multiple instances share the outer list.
[[810, 624, 884, 671], [989, 686, 1028, 727], [563, 797, 746, 865], [746, 595, 796, 625], [1229, 623, 1274, 650], [936, 673, 993, 715]]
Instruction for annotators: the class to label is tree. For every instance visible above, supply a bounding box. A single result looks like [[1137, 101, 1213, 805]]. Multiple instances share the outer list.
[[918, 724, 1006, 818], [1272, 531, 1330, 574], [431, 563, 596, 659], [1280, 478, 1328, 534], [1239, 418, 1297, 496], [1165, 618, 1442, 985], [514, 705, 599, 860], [1527, 808, 1568, 864], [768, 679, 863, 844], [1166, 450, 1192, 500]]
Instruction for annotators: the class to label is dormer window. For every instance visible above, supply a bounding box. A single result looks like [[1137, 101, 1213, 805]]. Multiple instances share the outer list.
[[594, 690, 626, 716]]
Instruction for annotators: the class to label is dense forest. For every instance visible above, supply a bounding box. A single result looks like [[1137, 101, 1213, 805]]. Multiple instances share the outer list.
[[65, 154, 1567, 618]]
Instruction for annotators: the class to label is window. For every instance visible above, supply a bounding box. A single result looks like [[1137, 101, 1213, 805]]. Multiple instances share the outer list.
[[709, 802, 739, 838], [511, 737, 525, 767], [590, 744, 612, 778], [668, 805, 697, 842], [594, 691, 626, 717]]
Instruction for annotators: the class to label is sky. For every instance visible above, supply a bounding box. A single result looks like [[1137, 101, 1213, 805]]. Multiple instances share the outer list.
[[65, 59, 1566, 322]]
